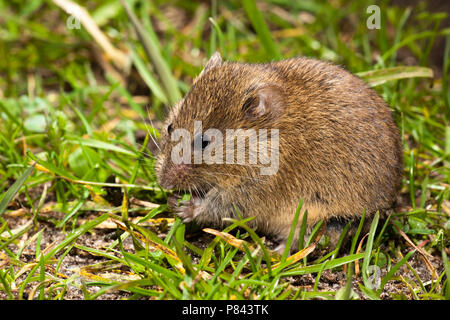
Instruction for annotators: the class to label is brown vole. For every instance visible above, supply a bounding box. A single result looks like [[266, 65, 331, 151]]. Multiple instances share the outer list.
[[155, 52, 403, 252]]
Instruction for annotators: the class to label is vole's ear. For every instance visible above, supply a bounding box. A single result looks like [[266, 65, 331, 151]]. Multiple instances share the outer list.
[[242, 85, 285, 119], [204, 51, 222, 70], [196, 52, 222, 80]]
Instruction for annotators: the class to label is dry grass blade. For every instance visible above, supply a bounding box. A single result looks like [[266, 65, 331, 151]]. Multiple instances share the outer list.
[[129, 198, 159, 209], [314, 220, 327, 244], [391, 222, 437, 280], [80, 268, 114, 283], [354, 233, 369, 276], [271, 244, 316, 270], [203, 228, 255, 251], [52, 0, 130, 72], [79, 266, 140, 283], [0, 252, 10, 269]]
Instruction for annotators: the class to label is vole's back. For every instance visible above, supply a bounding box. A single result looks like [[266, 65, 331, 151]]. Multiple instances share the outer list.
[[264, 57, 403, 222]]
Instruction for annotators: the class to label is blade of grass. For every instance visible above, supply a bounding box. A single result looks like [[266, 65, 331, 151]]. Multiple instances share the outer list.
[[337, 261, 354, 300], [0, 220, 33, 251], [89, 279, 162, 299], [389, 7, 412, 67], [242, 0, 282, 60], [357, 66, 433, 87], [330, 220, 352, 260], [282, 252, 365, 277], [380, 29, 450, 64], [62, 94, 93, 136], [56, 195, 88, 228], [442, 35, 450, 112], [0, 162, 36, 216], [419, 174, 429, 208], [229, 244, 261, 287], [0, 269, 14, 299], [445, 126, 450, 173], [130, 46, 168, 104], [443, 249, 450, 300], [420, 14, 445, 66], [119, 0, 181, 106], [281, 198, 304, 264], [209, 247, 239, 285], [172, 225, 197, 277], [297, 208, 308, 251], [374, 214, 391, 248], [65, 135, 136, 157], [209, 18, 228, 60], [362, 211, 379, 289], [409, 150, 417, 210]]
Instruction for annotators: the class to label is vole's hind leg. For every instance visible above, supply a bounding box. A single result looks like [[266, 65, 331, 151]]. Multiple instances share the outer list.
[[273, 242, 287, 255], [272, 232, 301, 255], [325, 215, 376, 249], [325, 217, 353, 247]]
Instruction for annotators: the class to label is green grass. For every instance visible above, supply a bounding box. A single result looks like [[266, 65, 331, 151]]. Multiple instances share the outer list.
[[0, 0, 449, 300]]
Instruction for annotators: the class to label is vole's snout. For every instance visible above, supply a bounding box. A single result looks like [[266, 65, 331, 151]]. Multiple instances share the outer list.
[[157, 162, 191, 190]]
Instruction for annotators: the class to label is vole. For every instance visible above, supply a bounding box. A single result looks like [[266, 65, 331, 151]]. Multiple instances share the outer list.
[[155, 52, 403, 253]]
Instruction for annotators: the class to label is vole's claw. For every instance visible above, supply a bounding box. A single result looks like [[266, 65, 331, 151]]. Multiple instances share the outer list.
[[174, 200, 201, 223], [174, 206, 191, 222], [169, 194, 204, 223], [167, 194, 181, 208]]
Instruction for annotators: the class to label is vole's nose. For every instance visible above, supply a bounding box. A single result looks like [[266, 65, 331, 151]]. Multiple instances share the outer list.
[[158, 179, 174, 190], [158, 162, 190, 190]]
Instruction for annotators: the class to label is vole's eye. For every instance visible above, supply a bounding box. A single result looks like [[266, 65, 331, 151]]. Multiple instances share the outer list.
[[194, 133, 210, 150], [167, 123, 173, 135], [201, 135, 210, 150]]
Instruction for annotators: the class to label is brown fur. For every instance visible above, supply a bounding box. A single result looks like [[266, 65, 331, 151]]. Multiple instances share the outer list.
[[155, 53, 403, 252]]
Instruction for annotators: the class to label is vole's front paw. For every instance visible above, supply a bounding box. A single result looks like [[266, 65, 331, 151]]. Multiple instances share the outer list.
[[174, 197, 203, 223]]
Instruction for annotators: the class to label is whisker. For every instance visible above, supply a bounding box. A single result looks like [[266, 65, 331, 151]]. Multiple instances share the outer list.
[[203, 181, 218, 195], [145, 105, 161, 152], [136, 105, 161, 153], [134, 148, 156, 159]]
